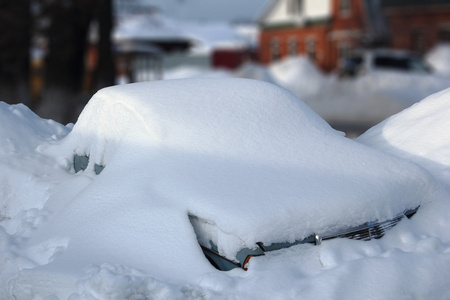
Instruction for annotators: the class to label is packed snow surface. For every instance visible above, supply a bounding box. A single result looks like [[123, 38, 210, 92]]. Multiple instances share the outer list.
[[1, 79, 450, 299]]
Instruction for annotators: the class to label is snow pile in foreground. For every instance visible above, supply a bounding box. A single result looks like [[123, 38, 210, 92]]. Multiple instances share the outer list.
[[357, 87, 450, 186], [426, 43, 450, 76], [0, 102, 70, 234], [0, 80, 450, 299]]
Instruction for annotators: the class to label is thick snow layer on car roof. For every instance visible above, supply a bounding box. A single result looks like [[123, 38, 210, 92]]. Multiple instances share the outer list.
[[357, 87, 450, 186], [41, 78, 432, 267]]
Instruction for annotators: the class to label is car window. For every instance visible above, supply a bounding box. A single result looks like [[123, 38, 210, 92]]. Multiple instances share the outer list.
[[374, 55, 431, 73], [374, 56, 409, 70]]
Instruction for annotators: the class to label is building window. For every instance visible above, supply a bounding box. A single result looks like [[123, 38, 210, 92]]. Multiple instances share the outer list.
[[270, 38, 281, 62], [288, 37, 298, 56], [306, 37, 316, 61], [288, 0, 303, 15], [339, 0, 351, 16]]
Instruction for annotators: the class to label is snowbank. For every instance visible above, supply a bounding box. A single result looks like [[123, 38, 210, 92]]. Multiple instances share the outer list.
[[269, 56, 327, 99], [0, 103, 70, 234], [426, 43, 450, 76], [357, 87, 450, 186]]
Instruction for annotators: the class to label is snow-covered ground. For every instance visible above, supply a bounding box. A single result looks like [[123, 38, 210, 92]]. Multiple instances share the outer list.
[[1, 78, 450, 299]]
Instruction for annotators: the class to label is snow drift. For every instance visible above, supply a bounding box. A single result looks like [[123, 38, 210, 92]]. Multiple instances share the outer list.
[[357, 87, 450, 186]]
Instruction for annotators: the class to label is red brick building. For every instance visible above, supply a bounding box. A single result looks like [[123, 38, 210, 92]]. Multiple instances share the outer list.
[[258, 0, 450, 72], [383, 0, 450, 55]]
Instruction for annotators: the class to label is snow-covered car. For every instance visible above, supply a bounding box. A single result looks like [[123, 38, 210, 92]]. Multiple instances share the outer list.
[[43, 78, 432, 276], [339, 49, 432, 78]]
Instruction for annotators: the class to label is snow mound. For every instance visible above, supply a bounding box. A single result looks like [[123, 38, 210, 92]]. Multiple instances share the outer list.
[[357, 87, 450, 185], [269, 56, 326, 99], [0, 102, 69, 156], [233, 62, 277, 83], [426, 43, 450, 75], [0, 103, 70, 234]]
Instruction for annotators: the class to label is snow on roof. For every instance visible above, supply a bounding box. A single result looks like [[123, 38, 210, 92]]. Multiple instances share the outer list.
[[33, 78, 432, 277], [259, 0, 331, 26], [183, 22, 251, 51], [114, 14, 187, 42], [114, 13, 253, 53]]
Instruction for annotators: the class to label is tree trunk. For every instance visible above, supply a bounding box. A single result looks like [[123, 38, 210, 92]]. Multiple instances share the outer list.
[[37, 0, 94, 124], [0, 0, 31, 106], [93, 0, 115, 91]]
